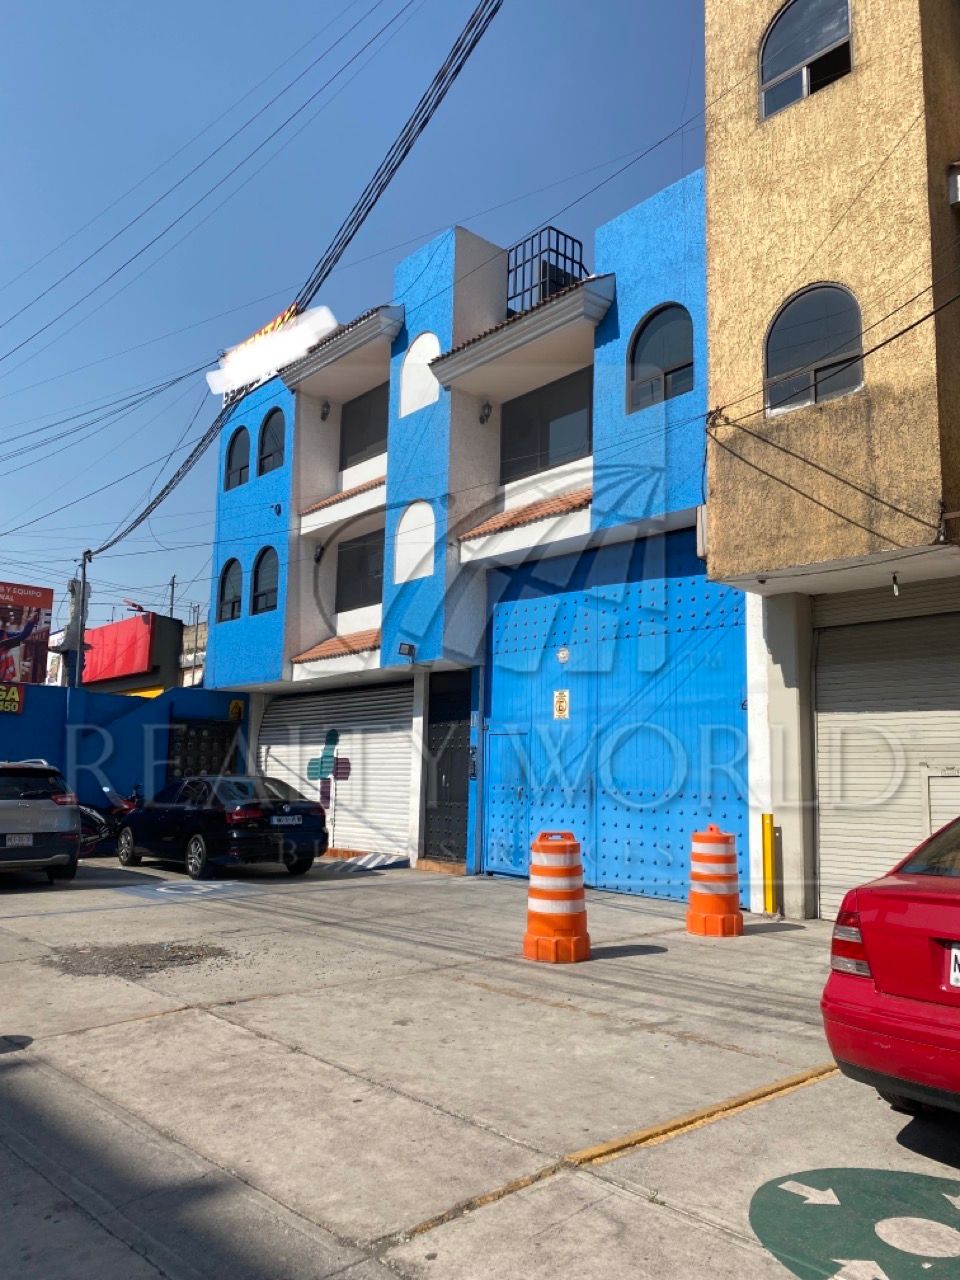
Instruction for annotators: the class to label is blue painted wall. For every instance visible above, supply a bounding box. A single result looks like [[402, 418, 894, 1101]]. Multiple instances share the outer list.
[[592, 169, 707, 530], [381, 232, 457, 668], [0, 686, 248, 804], [482, 530, 749, 902], [206, 378, 295, 688]]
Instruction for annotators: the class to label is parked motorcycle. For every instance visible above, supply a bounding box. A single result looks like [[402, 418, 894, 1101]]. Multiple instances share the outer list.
[[78, 785, 142, 856]]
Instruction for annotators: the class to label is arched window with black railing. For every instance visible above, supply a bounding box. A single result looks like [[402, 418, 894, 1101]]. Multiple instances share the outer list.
[[257, 409, 285, 476], [627, 304, 694, 413], [251, 547, 279, 615], [217, 560, 243, 622], [225, 428, 250, 491], [765, 284, 863, 413]]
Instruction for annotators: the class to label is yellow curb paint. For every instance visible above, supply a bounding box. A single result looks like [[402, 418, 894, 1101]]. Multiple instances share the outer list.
[[389, 1064, 838, 1247], [566, 1063, 838, 1167]]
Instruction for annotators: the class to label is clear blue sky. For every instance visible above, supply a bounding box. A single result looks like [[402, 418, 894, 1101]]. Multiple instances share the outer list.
[[0, 0, 704, 630]]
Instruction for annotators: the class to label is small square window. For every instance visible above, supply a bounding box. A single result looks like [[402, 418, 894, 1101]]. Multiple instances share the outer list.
[[763, 70, 805, 118]]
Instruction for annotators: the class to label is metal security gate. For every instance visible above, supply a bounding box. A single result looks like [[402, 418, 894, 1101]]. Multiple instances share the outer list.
[[815, 612, 960, 917], [482, 531, 749, 901], [424, 672, 471, 863], [258, 683, 414, 856]]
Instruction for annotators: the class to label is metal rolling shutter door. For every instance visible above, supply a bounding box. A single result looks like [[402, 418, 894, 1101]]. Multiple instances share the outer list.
[[257, 684, 414, 856], [815, 614, 960, 918]]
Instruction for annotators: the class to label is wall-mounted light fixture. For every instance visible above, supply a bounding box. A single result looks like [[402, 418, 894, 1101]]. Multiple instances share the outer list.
[[892, 573, 900, 598], [313, 544, 325, 565], [320, 400, 331, 422], [398, 642, 416, 662], [479, 401, 493, 425]]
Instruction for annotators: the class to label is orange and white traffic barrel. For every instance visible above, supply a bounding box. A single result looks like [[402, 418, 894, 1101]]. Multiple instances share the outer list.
[[522, 831, 591, 964], [686, 824, 744, 938]]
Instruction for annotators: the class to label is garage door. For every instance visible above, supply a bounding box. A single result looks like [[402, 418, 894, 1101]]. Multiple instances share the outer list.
[[815, 614, 960, 917], [258, 684, 414, 856]]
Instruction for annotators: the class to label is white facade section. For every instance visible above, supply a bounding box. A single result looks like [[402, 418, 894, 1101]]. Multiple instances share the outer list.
[[340, 452, 388, 492], [258, 684, 416, 857], [460, 507, 592, 567], [399, 333, 441, 417], [291, 648, 381, 682], [502, 456, 593, 512], [745, 592, 771, 915], [394, 502, 436, 583], [336, 604, 382, 635], [300, 477, 386, 538]]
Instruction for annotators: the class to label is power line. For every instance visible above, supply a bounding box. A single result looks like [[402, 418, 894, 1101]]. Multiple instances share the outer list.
[[93, 0, 507, 558], [0, 0, 415, 370]]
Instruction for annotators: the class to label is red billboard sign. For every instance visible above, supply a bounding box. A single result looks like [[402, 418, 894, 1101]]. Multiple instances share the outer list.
[[0, 581, 54, 685], [83, 614, 155, 683]]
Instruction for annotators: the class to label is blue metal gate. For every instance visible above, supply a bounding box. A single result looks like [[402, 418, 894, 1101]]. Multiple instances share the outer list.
[[482, 531, 748, 902]]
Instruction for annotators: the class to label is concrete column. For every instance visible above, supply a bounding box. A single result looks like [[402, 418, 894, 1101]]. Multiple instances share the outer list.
[[762, 594, 817, 918], [746, 593, 771, 915], [407, 669, 429, 865]]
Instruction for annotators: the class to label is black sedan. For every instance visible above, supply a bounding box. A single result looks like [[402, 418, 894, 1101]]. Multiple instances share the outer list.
[[117, 775, 328, 880]]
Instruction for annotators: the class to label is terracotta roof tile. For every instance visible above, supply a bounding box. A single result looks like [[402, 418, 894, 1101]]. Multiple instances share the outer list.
[[302, 475, 386, 517], [292, 629, 381, 664], [431, 279, 591, 364], [459, 486, 592, 542]]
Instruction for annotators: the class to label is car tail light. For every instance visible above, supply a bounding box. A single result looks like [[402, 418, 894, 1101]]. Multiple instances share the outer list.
[[226, 804, 264, 826], [831, 903, 872, 978], [308, 805, 326, 820], [52, 792, 78, 806]]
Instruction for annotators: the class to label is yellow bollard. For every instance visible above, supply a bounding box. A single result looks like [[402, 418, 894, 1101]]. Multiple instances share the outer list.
[[762, 812, 777, 915]]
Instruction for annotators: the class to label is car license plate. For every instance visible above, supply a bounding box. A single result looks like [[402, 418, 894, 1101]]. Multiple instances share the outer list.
[[270, 816, 302, 826], [6, 833, 33, 847], [950, 945, 960, 989]]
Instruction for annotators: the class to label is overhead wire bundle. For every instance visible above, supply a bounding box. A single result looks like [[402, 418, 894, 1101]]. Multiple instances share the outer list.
[[93, 0, 504, 556]]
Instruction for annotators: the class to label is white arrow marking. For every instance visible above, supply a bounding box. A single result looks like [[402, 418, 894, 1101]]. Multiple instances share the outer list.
[[779, 1180, 840, 1206], [945, 1191, 960, 1212], [832, 1262, 891, 1280]]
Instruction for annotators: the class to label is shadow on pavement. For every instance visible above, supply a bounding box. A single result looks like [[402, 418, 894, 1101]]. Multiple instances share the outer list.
[[589, 943, 669, 960], [0, 1056, 363, 1279], [0, 1036, 32, 1054], [896, 1109, 960, 1169], [744, 920, 808, 935], [0, 866, 169, 894]]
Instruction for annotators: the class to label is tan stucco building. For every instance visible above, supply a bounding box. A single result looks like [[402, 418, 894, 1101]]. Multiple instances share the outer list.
[[704, 0, 960, 916]]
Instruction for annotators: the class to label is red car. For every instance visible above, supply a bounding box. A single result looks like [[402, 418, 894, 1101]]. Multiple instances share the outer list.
[[822, 817, 960, 1116]]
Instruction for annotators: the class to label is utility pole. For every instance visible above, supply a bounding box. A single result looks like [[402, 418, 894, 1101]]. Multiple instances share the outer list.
[[192, 603, 200, 686], [168, 574, 176, 618], [74, 550, 92, 688]]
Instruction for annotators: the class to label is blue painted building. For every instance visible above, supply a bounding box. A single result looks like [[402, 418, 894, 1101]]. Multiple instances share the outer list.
[[204, 171, 751, 902]]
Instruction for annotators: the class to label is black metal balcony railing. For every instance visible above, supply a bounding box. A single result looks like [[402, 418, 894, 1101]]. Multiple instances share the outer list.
[[506, 227, 588, 317]]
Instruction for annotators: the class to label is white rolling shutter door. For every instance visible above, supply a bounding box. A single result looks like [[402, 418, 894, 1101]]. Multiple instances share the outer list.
[[815, 614, 960, 917], [257, 684, 414, 856]]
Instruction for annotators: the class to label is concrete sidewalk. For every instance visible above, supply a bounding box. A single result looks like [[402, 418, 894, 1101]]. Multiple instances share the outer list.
[[1, 862, 957, 1279]]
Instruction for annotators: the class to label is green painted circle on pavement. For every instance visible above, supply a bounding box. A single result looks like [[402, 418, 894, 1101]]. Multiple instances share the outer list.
[[750, 1168, 960, 1279]]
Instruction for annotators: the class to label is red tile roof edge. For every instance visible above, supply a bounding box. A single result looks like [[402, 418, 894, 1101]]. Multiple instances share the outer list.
[[459, 485, 592, 542], [301, 475, 386, 517], [292, 628, 382, 664]]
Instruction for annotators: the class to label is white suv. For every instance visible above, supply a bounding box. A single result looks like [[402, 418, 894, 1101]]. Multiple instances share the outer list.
[[0, 760, 80, 885]]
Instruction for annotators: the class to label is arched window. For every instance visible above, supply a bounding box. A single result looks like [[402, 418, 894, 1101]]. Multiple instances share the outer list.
[[765, 285, 863, 413], [761, 0, 851, 118], [225, 428, 249, 491], [257, 409, 285, 476], [217, 560, 243, 622], [628, 305, 694, 412], [394, 501, 436, 584], [399, 332, 441, 418], [251, 547, 279, 615]]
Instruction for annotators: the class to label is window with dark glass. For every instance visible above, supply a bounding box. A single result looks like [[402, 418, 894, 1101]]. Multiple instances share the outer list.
[[251, 546, 279, 615], [335, 529, 385, 614], [217, 560, 243, 622], [257, 409, 285, 476], [761, 0, 851, 118], [628, 305, 694, 412], [499, 367, 592, 485], [765, 285, 863, 413], [225, 428, 250, 491], [339, 382, 389, 471]]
